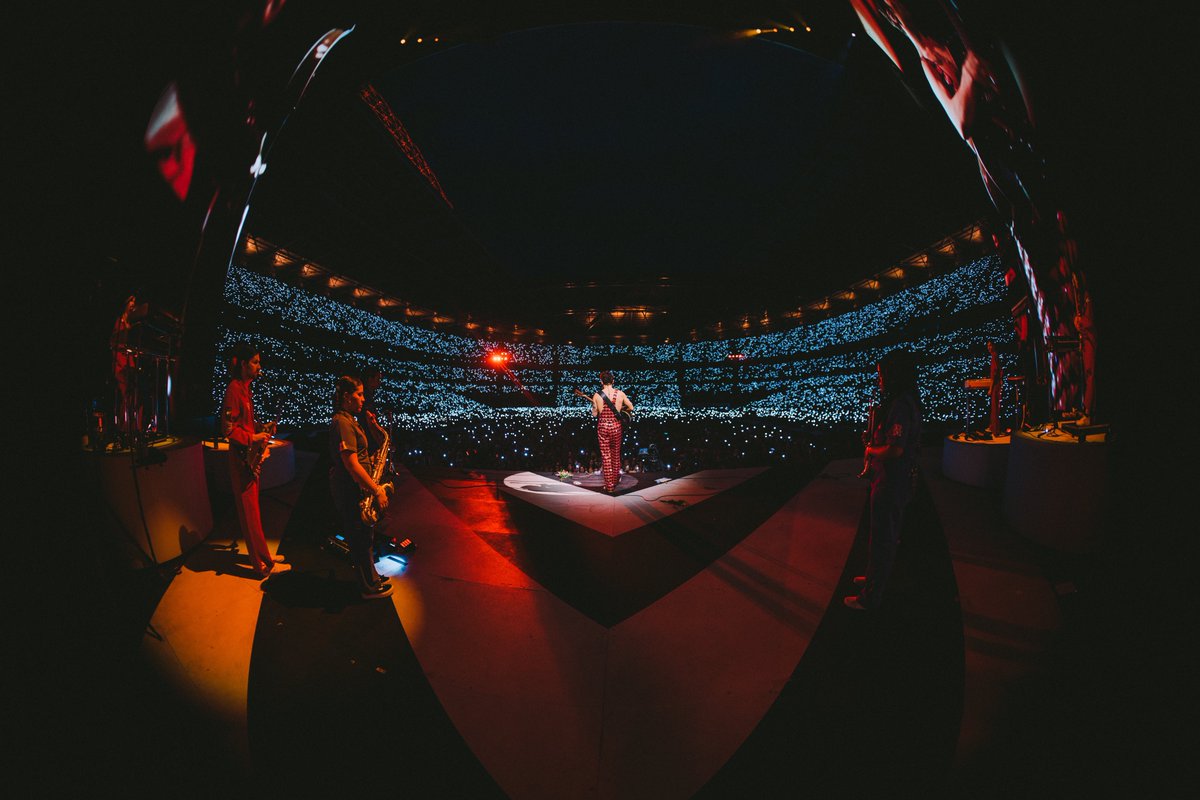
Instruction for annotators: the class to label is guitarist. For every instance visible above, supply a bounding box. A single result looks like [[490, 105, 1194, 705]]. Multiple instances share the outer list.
[[843, 349, 922, 613], [221, 342, 289, 581], [589, 371, 634, 494]]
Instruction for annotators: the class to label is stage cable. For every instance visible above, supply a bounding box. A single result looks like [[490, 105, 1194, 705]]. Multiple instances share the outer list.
[[128, 447, 161, 568]]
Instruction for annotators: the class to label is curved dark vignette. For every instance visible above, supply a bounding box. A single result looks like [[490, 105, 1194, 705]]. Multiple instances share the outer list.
[[697, 479, 964, 797], [245, 451, 504, 794]]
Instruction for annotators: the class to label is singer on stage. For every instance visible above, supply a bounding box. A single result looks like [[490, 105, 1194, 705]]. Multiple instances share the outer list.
[[590, 371, 634, 494]]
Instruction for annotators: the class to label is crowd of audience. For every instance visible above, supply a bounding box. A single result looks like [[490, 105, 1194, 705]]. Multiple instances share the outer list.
[[383, 411, 852, 476], [215, 254, 1021, 470]]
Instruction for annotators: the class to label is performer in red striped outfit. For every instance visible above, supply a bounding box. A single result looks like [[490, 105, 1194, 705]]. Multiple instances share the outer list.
[[222, 342, 290, 581], [590, 371, 634, 494]]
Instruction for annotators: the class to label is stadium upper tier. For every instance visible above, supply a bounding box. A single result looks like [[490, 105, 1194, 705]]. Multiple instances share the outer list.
[[215, 254, 1018, 429]]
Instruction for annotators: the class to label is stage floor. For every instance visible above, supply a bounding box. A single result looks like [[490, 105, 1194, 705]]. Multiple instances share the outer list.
[[67, 454, 1072, 796]]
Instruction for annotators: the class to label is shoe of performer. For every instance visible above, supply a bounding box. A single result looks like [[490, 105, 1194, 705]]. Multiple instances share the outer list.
[[853, 576, 866, 587], [843, 595, 867, 611], [361, 581, 394, 600], [257, 561, 293, 581]]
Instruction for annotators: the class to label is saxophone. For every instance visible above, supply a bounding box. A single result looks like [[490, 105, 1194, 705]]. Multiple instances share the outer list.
[[359, 426, 393, 527]]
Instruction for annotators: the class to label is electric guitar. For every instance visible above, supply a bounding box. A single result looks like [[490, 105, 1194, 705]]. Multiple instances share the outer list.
[[573, 388, 632, 424], [857, 405, 875, 478], [245, 420, 277, 478]]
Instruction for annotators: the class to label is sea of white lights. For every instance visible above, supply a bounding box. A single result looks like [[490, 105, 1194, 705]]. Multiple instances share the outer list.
[[215, 256, 1019, 449], [386, 412, 851, 474]]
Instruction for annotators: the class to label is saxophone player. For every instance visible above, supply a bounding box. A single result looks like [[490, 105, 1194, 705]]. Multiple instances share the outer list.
[[330, 375, 392, 599]]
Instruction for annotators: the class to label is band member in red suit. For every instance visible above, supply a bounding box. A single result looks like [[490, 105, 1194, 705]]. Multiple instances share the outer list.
[[987, 340, 1004, 437], [110, 294, 138, 440], [222, 342, 289, 581], [590, 371, 634, 493]]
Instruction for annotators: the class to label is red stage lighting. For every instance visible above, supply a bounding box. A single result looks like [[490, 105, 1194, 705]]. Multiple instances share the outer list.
[[488, 351, 511, 368]]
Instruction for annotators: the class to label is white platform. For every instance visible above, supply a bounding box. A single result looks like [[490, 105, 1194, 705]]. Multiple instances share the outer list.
[[95, 437, 214, 564], [942, 433, 1011, 488], [202, 438, 296, 491], [1002, 428, 1109, 552], [499, 468, 766, 536]]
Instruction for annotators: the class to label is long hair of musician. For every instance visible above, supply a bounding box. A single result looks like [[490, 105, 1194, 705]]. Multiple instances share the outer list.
[[879, 349, 921, 414]]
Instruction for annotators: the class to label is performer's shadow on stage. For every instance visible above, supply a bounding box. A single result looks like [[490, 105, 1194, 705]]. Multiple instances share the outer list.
[[184, 542, 268, 580], [570, 471, 639, 494], [256, 570, 361, 611], [183, 544, 361, 609], [513, 481, 579, 494]]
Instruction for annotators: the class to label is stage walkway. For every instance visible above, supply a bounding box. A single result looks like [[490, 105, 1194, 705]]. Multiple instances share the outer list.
[[70, 450, 1067, 796]]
